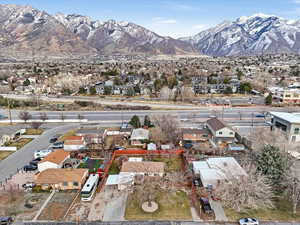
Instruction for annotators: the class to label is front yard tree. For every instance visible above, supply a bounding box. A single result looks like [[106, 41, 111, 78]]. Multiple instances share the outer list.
[[256, 145, 289, 186], [18, 111, 32, 123], [149, 127, 168, 144], [286, 173, 300, 214], [89, 86, 97, 95], [265, 93, 272, 105], [144, 115, 152, 127], [215, 163, 274, 212], [129, 115, 141, 128]]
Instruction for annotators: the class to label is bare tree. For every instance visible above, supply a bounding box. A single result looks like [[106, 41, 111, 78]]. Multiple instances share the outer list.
[[180, 86, 194, 102], [18, 111, 32, 123], [151, 114, 182, 145], [149, 127, 168, 144], [215, 163, 274, 212], [39, 112, 48, 122], [285, 170, 300, 214], [159, 87, 173, 101], [31, 122, 42, 130]]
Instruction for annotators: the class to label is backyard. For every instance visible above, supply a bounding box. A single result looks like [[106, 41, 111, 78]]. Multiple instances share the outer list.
[[151, 157, 183, 173], [125, 190, 192, 220], [78, 159, 103, 173]]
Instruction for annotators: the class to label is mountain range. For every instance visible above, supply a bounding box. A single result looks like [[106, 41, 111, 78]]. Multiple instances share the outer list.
[[0, 4, 300, 57]]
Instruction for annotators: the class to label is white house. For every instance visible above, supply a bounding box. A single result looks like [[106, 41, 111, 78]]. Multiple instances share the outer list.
[[206, 118, 235, 144], [63, 136, 86, 151], [38, 149, 70, 172]]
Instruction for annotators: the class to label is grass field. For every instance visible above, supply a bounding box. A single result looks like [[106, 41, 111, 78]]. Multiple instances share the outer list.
[[125, 190, 192, 220], [24, 128, 44, 135], [225, 197, 300, 221], [0, 151, 14, 160], [5, 138, 33, 150]]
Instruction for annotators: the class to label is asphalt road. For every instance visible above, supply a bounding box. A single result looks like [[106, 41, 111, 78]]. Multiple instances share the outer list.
[[0, 124, 79, 183]]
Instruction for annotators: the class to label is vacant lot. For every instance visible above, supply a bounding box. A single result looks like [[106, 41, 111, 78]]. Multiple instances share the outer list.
[[225, 197, 300, 221], [0, 151, 14, 160], [0, 191, 50, 221], [125, 190, 192, 220], [5, 138, 33, 149], [38, 191, 78, 221]]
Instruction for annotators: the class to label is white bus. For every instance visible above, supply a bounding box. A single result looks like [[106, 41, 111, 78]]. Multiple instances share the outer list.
[[81, 174, 100, 201]]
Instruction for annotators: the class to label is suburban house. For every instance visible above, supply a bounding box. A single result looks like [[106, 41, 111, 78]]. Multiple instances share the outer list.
[[130, 128, 149, 146], [38, 149, 70, 172], [106, 161, 165, 190], [270, 111, 300, 143], [206, 118, 235, 144], [76, 128, 104, 144], [35, 168, 89, 190], [64, 136, 86, 151], [192, 157, 247, 188], [182, 128, 210, 143]]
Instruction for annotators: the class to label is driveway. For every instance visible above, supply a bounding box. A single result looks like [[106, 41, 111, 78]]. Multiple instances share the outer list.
[[210, 200, 228, 221], [102, 189, 128, 221], [0, 124, 78, 183]]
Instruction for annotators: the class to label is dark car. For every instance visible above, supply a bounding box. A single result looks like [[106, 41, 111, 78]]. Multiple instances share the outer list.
[[23, 164, 37, 172], [193, 178, 202, 187], [0, 217, 13, 225], [255, 113, 265, 118], [30, 157, 42, 166], [49, 137, 58, 143], [199, 197, 214, 214], [184, 143, 193, 149]]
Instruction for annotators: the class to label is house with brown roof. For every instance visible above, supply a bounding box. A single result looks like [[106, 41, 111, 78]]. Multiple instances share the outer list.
[[64, 136, 86, 151], [38, 149, 70, 172], [182, 128, 210, 143], [76, 128, 104, 144], [35, 168, 89, 190], [206, 118, 235, 144]]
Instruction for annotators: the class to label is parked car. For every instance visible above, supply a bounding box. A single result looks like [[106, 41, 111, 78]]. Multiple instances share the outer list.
[[0, 217, 13, 225], [255, 113, 265, 118], [199, 197, 214, 214], [30, 157, 42, 166], [23, 164, 37, 172], [34, 149, 52, 159], [22, 182, 36, 189], [49, 137, 58, 143], [193, 178, 201, 187], [239, 218, 259, 225], [51, 141, 64, 149], [184, 143, 193, 149], [114, 146, 126, 150]]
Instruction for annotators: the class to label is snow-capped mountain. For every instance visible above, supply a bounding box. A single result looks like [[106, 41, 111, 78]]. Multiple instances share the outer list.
[[181, 13, 300, 56], [54, 13, 196, 55], [0, 4, 95, 57]]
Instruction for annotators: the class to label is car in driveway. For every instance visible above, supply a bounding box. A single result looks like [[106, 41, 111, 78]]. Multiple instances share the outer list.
[[0, 216, 13, 225], [23, 164, 37, 172], [199, 197, 214, 214], [51, 141, 64, 149], [22, 182, 36, 189], [34, 149, 52, 159], [239, 218, 259, 225], [49, 137, 58, 143]]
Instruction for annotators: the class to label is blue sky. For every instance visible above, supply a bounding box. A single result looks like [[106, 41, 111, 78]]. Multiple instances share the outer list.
[[2, 0, 300, 38]]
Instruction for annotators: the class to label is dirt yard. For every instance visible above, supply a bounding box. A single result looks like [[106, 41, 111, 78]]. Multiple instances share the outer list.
[[0, 191, 50, 221], [38, 191, 78, 221]]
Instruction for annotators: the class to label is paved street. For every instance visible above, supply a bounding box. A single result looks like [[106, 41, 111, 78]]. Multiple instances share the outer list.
[[0, 124, 79, 183]]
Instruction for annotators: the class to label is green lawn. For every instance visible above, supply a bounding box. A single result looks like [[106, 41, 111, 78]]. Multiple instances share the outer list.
[[0, 151, 14, 160], [151, 157, 182, 173], [125, 190, 192, 220], [5, 138, 33, 149], [78, 159, 103, 172], [225, 197, 300, 221], [108, 161, 120, 175]]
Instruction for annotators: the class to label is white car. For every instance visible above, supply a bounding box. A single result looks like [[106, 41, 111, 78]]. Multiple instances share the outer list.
[[34, 149, 52, 159], [239, 218, 259, 225]]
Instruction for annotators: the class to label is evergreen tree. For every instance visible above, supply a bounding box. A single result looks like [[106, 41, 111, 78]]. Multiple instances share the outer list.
[[129, 115, 141, 128], [265, 94, 272, 105], [144, 115, 152, 127]]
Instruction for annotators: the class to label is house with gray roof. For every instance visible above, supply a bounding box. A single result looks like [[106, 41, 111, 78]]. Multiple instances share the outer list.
[[206, 118, 235, 144]]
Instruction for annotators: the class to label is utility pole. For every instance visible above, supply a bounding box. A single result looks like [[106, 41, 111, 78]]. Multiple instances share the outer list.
[[251, 112, 254, 127], [8, 99, 12, 125]]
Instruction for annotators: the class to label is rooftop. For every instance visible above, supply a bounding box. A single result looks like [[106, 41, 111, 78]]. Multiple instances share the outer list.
[[270, 111, 300, 124], [35, 168, 88, 184], [39, 149, 70, 165], [207, 118, 226, 131]]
